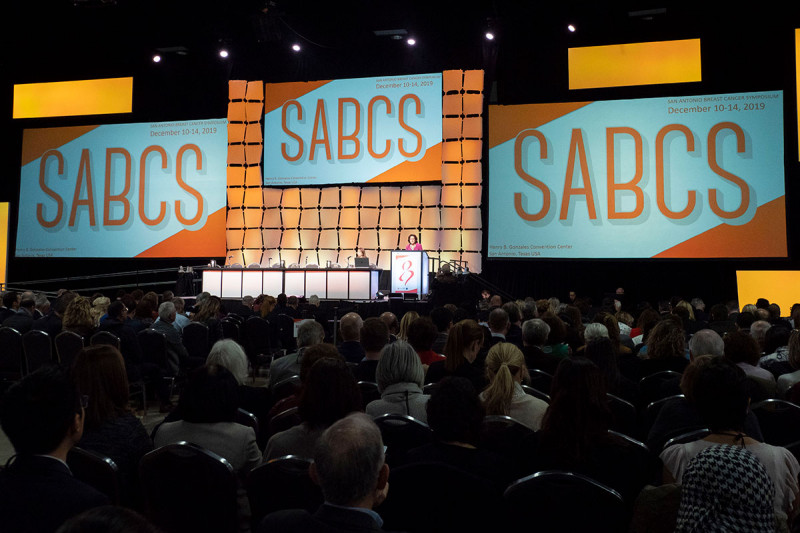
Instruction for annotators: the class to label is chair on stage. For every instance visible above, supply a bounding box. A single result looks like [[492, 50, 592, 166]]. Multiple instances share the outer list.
[[22, 329, 53, 375], [55, 331, 84, 368], [246, 455, 322, 529], [139, 442, 238, 533]]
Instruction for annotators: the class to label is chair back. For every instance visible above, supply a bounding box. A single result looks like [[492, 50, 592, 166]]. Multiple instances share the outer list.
[[22, 329, 53, 375], [246, 456, 322, 529], [480, 415, 535, 458], [244, 316, 272, 358], [274, 314, 297, 351], [639, 370, 683, 406], [139, 442, 238, 533], [521, 384, 551, 403], [661, 428, 711, 453], [138, 329, 168, 368], [90, 331, 120, 349], [55, 330, 84, 367], [235, 408, 259, 439], [528, 368, 553, 394], [66, 447, 121, 505], [268, 406, 303, 437], [373, 413, 433, 466], [607, 393, 637, 438], [357, 381, 381, 409], [220, 319, 240, 343], [380, 462, 503, 533], [272, 374, 302, 403], [504, 471, 628, 533], [0, 327, 24, 381], [182, 322, 210, 360], [751, 399, 800, 446]]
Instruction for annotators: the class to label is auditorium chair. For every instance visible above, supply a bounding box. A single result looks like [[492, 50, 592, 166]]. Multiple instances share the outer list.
[[504, 471, 628, 533], [661, 428, 711, 454], [246, 455, 322, 529], [243, 316, 273, 379], [373, 413, 433, 466], [273, 314, 297, 351], [527, 368, 553, 395], [639, 370, 682, 407], [139, 442, 238, 533], [268, 406, 302, 437], [90, 331, 120, 349], [521, 384, 551, 403], [22, 329, 53, 375], [66, 447, 121, 505], [750, 399, 800, 446], [182, 322, 210, 360], [220, 318, 240, 344], [357, 381, 381, 409], [607, 393, 638, 438], [55, 330, 84, 368], [271, 374, 301, 403], [137, 328, 177, 399], [380, 462, 504, 533], [479, 415, 535, 460], [0, 327, 24, 384], [234, 408, 260, 444]]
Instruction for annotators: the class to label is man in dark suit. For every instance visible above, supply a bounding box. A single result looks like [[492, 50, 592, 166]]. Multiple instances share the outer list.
[[3, 297, 36, 334], [0, 367, 109, 532], [259, 412, 390, 533], [0, 290, 20, 324], [338, 312, 365, 364]]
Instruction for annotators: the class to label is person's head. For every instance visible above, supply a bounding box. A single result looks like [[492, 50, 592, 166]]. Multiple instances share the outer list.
[[19, 297, 36, 314], [398, 311, 419, 341], [443, 319, 484, 371], [429, 307, 454, 333], [375, 340, 425, 392], [2, 291, 19, 309], [674, 300, 695, 321], [356, 247, 366, 258], [583, 322, 609, 343], [34, 293, 50, 314], [750, 320, 771, 350], [735, 311, 756, 331], [593, 312, 622, 348], [56, 506, 161, 533], [646, 318, 686, 360], [488, 307, 510, 335], [158, 301, 177, 323], [242, 295, 255, 309], [63, 297, 94, 329], [379, 312, 399, 335], [426, 377, 484, 446], [688, 329, 724, 358], [173, 296, 185, 314], [360, 317, 389, 355], [723, 330, 761, 366], [692, 356, 749, 431], [260, 295, 277, 317], [308, 294, 320, 307], [541, 357, 610, 462], [310, 413, 388, 508], [680, 354, 716, 402], [501, 302, 521, 326], [340, 312, 363, 342], [489, 294, 503, 308], [406, 316, 438, 354], [133, 300, 155, 321], [482, 343, 526, 417], [521, 318, 550, 347], [298, 357, 361, 429], [206, 339, 249, 385], [584, 337, 620, 386], [53, 291, 77, 317], [407, 234, 418, 245], [106, 300, 127, 322], [287, 295, 298, 309], [540, 312, 567, 345], [179, 365, 239, 423], [193, 296, 221, 322], [72, 345, 129, 430], [0, 366, 84, 456], [297, 319, 325, 348], [299, 343, 344, 382]]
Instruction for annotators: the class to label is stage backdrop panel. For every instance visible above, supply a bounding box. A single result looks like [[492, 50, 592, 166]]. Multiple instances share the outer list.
[[226, 72, 484, 274], [16, 119, 227, 258], [263, 73, 442, 186], [488, 90, 786, 259]]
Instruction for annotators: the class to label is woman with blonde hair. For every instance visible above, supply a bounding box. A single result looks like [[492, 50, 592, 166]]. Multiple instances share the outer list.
[[398, 311, 419, 342], [62, 296, 96, 340], [90, 296, 111, 326], [480, 342, 548, 430], [425, 319, 486, 391]]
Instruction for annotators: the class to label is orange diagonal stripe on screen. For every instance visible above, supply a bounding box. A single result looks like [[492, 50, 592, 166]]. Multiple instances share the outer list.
[[264, 80, 332, 115], [489, 102, 592, 149], [365, 143, 442, 184], [653, 197, 787, 258], [136, 208, 227, 258], [21, 126, 100, 166]]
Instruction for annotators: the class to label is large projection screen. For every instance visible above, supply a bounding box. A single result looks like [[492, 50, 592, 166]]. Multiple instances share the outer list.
[[488, 91, 786, 259], [16, 119, 228, 258], [263, 73, 443, 186]]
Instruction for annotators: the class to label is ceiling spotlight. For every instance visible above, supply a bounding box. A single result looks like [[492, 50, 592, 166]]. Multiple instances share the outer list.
[[485, 32, 495, 40], [567, 24, 576, 32], [152, 55, 161, 63], [219, 49, 229, 58], [291, 43, 301, 52], [407, 38, 416, 46]]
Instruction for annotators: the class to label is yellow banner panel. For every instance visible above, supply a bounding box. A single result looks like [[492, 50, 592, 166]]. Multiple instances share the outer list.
[[569, 39, 701, 90], [737, 270, 800, 317], [0, 203, 7, 287], [13, 77, 133, 119]]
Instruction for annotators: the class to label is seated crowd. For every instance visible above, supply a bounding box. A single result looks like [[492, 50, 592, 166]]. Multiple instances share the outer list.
[[3, 288, 800, 532]]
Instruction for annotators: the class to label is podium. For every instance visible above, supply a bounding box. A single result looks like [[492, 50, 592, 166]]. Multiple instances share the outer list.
[[390, 250, 429, 295]]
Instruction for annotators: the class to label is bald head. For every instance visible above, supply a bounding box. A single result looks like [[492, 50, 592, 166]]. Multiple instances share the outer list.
[[379, 312, 399, 335], [340, 312, 363, 342]]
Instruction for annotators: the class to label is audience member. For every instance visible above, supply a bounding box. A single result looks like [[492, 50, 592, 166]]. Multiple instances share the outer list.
[[0, 367, 109, 532], [425, 319, 486, 391], [397, 311, 419, 342], [520, 318, 560, 376], [268, 320, 325, 390], [151, 301, 194, 373], [56, 506, 160, 533], [338, 312, 365, 363], [366, 340, 430, 422], [355, 317, 389, 382], [724, 330, 776, 399], [777, 330, 800, 398], [379, 311, 400, 342], [3, 296, 36, 333], [406, 316, 445, 367], [62, 297, 96, 340], [480, 342, 547, 430], [429, 307, 454, 353]]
